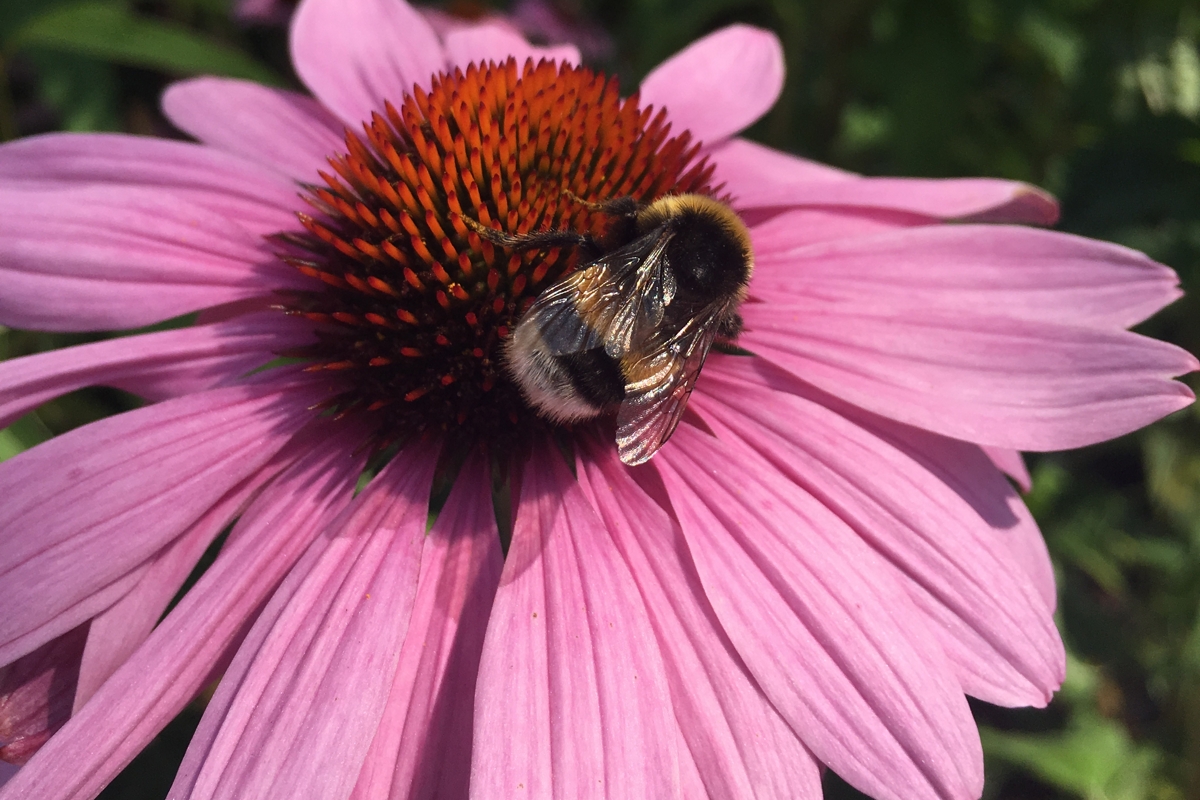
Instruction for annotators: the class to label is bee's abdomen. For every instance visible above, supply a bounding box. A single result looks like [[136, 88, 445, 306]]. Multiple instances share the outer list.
[[505, 323, 623, 423], [559, 350, 627, 408]]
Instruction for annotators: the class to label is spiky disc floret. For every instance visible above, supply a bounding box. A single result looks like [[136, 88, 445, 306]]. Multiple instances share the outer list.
[[279, 57, 717, 453]]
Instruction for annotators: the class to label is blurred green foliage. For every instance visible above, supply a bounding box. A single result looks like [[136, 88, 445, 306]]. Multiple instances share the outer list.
[[1, 0, 1199, 798]]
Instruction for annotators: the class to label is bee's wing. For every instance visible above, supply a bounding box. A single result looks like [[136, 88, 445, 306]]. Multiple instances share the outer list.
[[523, 271, 607, 353], [531, 227, 676, 356], [614, 311, 722, 466]]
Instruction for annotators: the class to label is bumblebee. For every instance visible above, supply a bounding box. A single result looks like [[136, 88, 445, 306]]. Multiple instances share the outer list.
[[471, 193, 753, 465]]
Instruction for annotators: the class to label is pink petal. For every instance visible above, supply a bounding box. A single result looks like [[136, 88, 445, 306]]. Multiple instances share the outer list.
[[657, 425, 983, 800], [471, 440, 682, 799], [752, 223, 1184, 330], [442, 22, 580, 70], [0, 627, 86, 765], [741, 301, 1198, 451], [0, 186, 302, 332], [675, 736, 708, 798], [694, 359, 1064, 707], [714, 137, 853, 185], [350, 452, 502, 800], [848, 406, 1057, 611], [866, 429, 1056, 611], [110, 315, 312, 401], [0, 132, 300, 238], [0, 420, 367, 800], [1003, 503, 1057, 610], [0, 376, 322, 668], [712, 138, 1060, 223], [72, 453, 287, 711], [639, 25, 784, 144], [290, 0, 445, 126], [982, 446, 1032, 493], [735, 360, 1057, 610], [0, 313, 312, 429], [745, 205, 929, 249], [168, 439, 436, 800], [575, 439, 823, 800], [162, 78, 348, 184]]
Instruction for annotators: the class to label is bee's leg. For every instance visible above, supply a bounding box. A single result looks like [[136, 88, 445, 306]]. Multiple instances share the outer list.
[[561, 193, 642, 251], [460, 216, 595, 252], [562, 191, 641, 218], [716, 311, 743, 340], [712, 312, 752, 356]]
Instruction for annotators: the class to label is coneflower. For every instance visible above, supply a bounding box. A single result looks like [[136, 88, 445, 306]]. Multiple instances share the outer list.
[[0, 2, 1193, 799]]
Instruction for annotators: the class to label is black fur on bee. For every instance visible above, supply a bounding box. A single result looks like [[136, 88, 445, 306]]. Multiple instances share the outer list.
[[467, 193, 753, 465]]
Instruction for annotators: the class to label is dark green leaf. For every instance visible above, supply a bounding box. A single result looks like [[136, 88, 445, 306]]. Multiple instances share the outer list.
[[0, 412, 53, 461], [27, 49, 120, 131], [982, 720, 1160, 800], [10, 1, 282, 85]]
